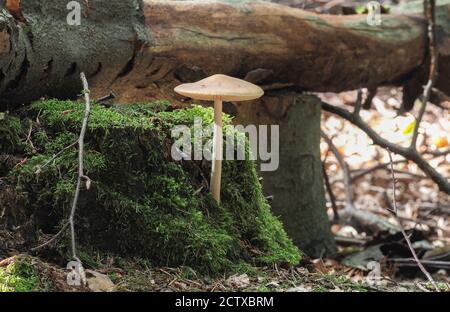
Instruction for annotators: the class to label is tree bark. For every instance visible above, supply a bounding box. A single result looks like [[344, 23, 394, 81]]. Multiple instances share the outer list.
[[0, 0, 147, 109], [0, 0, 449, 108]]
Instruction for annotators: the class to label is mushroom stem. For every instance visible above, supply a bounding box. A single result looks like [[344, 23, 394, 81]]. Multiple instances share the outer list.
[[211, 98, 223, 202]]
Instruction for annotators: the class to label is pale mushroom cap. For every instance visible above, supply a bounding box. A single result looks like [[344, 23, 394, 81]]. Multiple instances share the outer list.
[[174, 74, 264, 102]]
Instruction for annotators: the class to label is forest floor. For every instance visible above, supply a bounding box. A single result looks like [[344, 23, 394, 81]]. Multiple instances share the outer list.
[[0, 253, 443, 292]]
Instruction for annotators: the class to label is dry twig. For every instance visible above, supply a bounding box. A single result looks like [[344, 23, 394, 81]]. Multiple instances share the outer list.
[[386, 149, 440, 291], [32, 73, 92, 264], [322, 160, 340, 223], [321, 130, 355, 211]]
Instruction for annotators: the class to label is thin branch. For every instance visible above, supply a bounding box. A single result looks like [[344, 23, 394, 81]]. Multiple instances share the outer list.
[[322, 160, 339, 223], [424, 148, 450, 157], [25, 123, 36, 151], [68, 72, 91, 262], [35, 139, 78, 174], [96, 91, 116, 103], [389, 258, 450, 270], [31, 222, 69, 251], [353, 88, 363, 116], [362, 86, 377, 110], [386, 149, 440, 291], [321, 130, 400, 233], [411, 0, 438, 149], [387, 149, 398, 215], [321, 130, 355, 211], [351, 160, 407, 181], [322, 146, 340, 222], [334, 235, 368, 246], [321, 101, 450, 194], [31, 73, 92, 265]]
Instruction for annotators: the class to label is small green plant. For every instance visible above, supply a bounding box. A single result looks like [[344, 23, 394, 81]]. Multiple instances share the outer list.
[[0, 258, 39, 292]]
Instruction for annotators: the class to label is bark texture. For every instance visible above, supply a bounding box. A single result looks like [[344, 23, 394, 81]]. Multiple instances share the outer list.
[[0, 0, 148, 109]]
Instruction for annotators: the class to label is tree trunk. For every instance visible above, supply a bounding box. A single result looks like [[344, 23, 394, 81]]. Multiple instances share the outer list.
[[0, 0, 449, 108], [234, 92, 336, 257]]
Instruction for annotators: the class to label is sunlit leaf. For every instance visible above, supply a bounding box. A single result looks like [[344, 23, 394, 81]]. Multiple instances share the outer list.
[[402, 119, 416, 135], [434, 137, 449, 149], [355, 6, 366, 14]]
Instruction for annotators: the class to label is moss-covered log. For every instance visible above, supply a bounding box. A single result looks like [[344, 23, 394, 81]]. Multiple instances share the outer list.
[[0, 100, 300, 273], [0, 0, 449, 108]]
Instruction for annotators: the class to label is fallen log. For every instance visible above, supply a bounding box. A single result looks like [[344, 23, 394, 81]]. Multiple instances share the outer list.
[[0, 0, 449, 108]]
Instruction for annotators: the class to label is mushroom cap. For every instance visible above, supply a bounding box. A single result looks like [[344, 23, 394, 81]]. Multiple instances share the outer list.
[[174, 74, 264, 101]]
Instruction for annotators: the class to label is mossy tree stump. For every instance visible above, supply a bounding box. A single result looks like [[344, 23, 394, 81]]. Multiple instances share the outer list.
[[0, 100, 300, 273]]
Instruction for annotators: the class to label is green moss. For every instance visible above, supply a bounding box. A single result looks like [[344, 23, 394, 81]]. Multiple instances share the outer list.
[[229, 261, 259, 277], [0, 258, 40, 292], [424, 282, 450, 292], [313, 273, 369, 292], [5, 99, 300, 274], [0, 113, 26, 155]]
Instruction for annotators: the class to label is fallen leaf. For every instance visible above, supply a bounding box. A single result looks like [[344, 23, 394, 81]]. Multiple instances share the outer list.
[[225, 274, 250, 289]]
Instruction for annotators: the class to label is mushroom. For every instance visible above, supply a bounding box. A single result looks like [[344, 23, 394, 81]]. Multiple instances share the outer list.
[[174, 74, 264, 202]]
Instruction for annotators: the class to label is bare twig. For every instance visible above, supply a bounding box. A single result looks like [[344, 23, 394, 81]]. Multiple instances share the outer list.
[[96, 91, 116, 104], [31, 222, 69, 251], [387, 150, 398, 215], [424, 148, 450, 157], [322, 146, 340, 222], [334, 235, 368, 246], [389, 258, 450, 270], [411, 0, 438, 149], [322, 160, 339, 223], [321, 130, 355, 211], [386, 149, 440, 291], [67, 72, 92, 262], [31, 73, 92, 264], [351, 160, 407, 181], [353, 88, 363, 116], [25, 123, 36, 151], [35, 140, 79, 174], [362, 86, 377, 110]]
